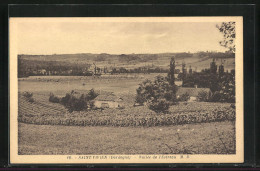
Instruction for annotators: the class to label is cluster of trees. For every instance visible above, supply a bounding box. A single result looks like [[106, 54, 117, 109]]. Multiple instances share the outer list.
[[196, 51, 235, 58], [111, 66, 170, 74], [135, 52, 235, 113], [135, 57, 178, 113], [182, 61, 235, 103], [175, 52, 193, 58], [18, 57, 92, 78], [49, 89, 99, 112], [18, 57, 172, 78]]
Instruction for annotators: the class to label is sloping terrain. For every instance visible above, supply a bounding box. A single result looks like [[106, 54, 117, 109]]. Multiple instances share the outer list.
[[19, 52, 235, 71]]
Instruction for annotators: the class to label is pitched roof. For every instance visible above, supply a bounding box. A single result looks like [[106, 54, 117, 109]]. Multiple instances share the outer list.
[[176, 87, 211, 97], [95, 94, 122, 102]]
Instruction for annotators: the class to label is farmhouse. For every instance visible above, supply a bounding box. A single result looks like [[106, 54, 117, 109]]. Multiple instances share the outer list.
[[176, 87, 211, 102], [94, 94, 123, 109]]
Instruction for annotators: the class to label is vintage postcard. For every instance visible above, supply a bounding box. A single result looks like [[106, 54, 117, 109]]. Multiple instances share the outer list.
[[9, 17, 243, 164]]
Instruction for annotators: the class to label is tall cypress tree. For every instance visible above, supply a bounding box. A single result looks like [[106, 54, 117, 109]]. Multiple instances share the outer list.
[[168, 57, 175, 86], [167, 57, 177, 102]]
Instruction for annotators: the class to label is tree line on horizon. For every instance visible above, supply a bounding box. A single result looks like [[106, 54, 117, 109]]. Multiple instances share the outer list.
[[18, 51, 234, 78]]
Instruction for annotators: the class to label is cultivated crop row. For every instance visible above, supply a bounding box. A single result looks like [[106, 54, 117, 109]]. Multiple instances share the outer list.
[[18, 92, 235, 127], [19, 108, 235, 127]]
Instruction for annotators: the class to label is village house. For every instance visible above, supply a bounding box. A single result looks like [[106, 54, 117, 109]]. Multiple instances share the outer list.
[[176, 86, 211, 102], [38, 69, 47, 75], [94, 93, 123, 109]]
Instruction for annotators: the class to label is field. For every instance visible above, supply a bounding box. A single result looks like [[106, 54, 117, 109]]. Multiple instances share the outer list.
[[18, 75, 236, 154], [19, 121, 235, 155], [19, 74, 164, 95]]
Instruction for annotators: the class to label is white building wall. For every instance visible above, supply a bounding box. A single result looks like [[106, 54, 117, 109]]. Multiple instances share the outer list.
[[189, 96, 197, 102], [94, 100, 119, 108]]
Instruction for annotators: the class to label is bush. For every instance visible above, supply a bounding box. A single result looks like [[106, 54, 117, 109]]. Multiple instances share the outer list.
[[59, 89, 99, 112], [28, 97, 35, 103], [23, 92, 34, 103], [178, 92, 190, 102], [148, 99, 170, 113], [49, 93, 60, 103], [197, 91, 209, 102], [89, 100, 96, 110], [209, 91, 235, 103], [23, 92, 33, 98], [87, 88, 99, 100], [60, 93, 72, 106], [210, 92, 223, 102], [60, 93, 88, 112]]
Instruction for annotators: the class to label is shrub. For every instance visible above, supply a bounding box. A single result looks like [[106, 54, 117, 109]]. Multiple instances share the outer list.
[[148, 99, 170, 113], [27, 97, 35, 103], [87, 88, 99, 100], [49, 93, 60, 103], [197, 91, 209, 102], [60, 93, 72, 106], [23, 92, 33, 98], [71, 94, 88, 111], [209, 91, 235, 103], [89, 100, 96, 110], [210, 92, 223, 102], [230, 103, 235, 109], [59, 89, 99, 112], [135, 92, 146, 105], [23, 92, 34, 103], [178, 92, 190, 102], [60, 93, 88, 112]]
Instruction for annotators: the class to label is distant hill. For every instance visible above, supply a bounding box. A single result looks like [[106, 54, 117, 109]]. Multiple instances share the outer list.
[[18, 52, 235, 71]]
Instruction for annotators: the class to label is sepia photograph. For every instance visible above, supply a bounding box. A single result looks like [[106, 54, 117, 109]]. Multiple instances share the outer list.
[[9, 17, 243, 164]]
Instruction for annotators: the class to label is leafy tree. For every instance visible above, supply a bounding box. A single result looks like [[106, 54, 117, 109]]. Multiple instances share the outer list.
[[168, 57, 175, 86], [218, 74, 235, 103], [49, 93, 60, 103], [167, 57, 178, 102], [148, 98, 170, 113], [197, 91, 209, 102], [136, 75, 177, 104], [178, 92, 190, 102], [216, 22, 236, 53], [60, 93, 88, 112], [208, 73, 235, 103], [135, 57, 178, 112], [87, 88, 99, 100]]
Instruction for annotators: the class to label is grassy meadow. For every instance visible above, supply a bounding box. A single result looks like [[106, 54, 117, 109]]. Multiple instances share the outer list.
[[18, 74, 236, 154], [18, 121, 235, 155]]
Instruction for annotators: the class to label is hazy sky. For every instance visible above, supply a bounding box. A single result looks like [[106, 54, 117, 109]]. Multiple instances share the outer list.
[[16, 21, 227, 54]]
